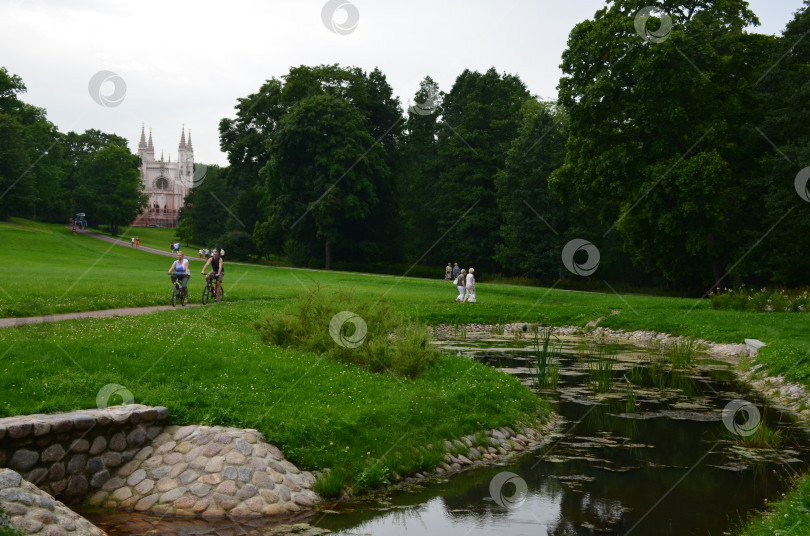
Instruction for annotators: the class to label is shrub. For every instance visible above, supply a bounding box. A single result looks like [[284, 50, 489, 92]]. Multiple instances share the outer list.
[[284, 239, 310, 267], [216, 230, 256, 261], [0, 504, 23, 536], [709, 287, 810, 313], [254, 288, 441, 378]]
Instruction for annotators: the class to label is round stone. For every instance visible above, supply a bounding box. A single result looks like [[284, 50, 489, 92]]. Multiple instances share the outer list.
[[65, 475, 88, 496], [127, 469, 147, 487], [89, 436, 107, 455], [134, 493, 160, 512], [9, 449, 39, 471], [66, 455, 87, 474], [70, 439, 90, 453], [134, 478, 155, 495], [156, 478, 178, 493]]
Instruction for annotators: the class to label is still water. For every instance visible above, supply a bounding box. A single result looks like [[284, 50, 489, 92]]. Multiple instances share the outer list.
[[83, 333, 810, 535]]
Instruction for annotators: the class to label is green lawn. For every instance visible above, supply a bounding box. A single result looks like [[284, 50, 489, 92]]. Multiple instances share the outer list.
[[2, 217, 810, 523], [93, 224, 205, 254]]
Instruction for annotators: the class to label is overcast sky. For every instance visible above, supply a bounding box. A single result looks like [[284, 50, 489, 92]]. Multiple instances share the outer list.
[[0, 0, 804, 166]]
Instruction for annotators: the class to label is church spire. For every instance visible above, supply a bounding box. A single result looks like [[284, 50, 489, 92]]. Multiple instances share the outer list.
[[147, 128, 154, 150], [187, 129, 193, 150], [138, 123, 146, 148], [179, 124, 186, 148]]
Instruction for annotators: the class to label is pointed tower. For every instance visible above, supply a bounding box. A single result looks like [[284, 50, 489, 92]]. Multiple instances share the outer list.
[[147, 128, 155, 160], [138, 124, 148, 162]]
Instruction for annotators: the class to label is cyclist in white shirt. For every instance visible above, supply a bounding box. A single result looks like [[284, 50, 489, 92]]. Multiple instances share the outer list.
[[167, 251, 190, 304]]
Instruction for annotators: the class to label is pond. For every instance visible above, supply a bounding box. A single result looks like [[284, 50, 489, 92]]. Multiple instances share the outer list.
[[80, 332, 810, 535]]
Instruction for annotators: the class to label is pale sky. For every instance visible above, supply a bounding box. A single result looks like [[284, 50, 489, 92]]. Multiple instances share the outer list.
[[0, 0, 803, 166]]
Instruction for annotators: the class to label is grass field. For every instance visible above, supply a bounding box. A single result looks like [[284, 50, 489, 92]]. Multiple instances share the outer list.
[[92, 225, 205, 254], [3, 218, 810, 525]]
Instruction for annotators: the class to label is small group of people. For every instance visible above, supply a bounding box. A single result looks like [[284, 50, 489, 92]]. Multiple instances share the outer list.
[[170, 242, 181, 253], [130, 237, 140, 247], [168, 249, 225, 305], [448, 263, 476, 303], [198, 248, 223, 259]]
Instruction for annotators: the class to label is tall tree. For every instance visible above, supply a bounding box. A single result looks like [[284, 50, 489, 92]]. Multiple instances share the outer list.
[[263, 94, 389, 269], [495, 99, 570, 280], [433, 68, 531, 273], [77, 145, 146, 235], [551, 0, 772, 289]]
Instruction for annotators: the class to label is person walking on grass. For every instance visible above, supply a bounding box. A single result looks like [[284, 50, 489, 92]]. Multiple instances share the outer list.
[[454, 269, 467, 302], [462, 268, 476, 303], [135, 237, 140, 247], [131, 237, 135, 247], [453, 263, 459, 280], [168, 251, 190, 305], [445, 263, 452, 280]]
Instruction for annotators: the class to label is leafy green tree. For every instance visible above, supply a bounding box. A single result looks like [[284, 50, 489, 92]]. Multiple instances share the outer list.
[[0, 112, 29, 220], [77, 145, 146, 235], [177, 165, 235, 246], [495, 99, 569, 279], [748, 1, 810, 286], [433, 67, 531, 273], [264, 94, 389, 269], [399, 76, 443, 261], [551, 0, 772, 289]]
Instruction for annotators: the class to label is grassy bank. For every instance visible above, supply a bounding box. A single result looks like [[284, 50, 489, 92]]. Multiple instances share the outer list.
[[0, 300, 544, 494]]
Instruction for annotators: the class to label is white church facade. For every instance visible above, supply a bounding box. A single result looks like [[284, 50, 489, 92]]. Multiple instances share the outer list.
[[131, 125, 194, 228]]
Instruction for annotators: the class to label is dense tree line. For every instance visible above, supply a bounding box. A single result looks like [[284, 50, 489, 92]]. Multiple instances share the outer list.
[[196, 0, 807, 291], [0, 67, 145, 231]]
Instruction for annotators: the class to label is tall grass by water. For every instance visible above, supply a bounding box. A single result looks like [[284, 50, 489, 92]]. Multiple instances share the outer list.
[[528, 325, 560, 390], [586, 343, 616, 393]]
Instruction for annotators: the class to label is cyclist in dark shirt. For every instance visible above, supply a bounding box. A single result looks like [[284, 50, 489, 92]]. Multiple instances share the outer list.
[[201, 250, 224, 302]]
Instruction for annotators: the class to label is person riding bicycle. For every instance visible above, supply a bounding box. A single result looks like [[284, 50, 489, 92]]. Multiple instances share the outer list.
[[168, 251, 190, 304], [201, 249, 224, 301]]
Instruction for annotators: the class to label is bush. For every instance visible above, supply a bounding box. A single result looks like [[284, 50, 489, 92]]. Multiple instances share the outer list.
[[284, 239, 310, 267], [254, 288, 440, 378], [709, 287, 810, 312], [216, 230, 256, 261]]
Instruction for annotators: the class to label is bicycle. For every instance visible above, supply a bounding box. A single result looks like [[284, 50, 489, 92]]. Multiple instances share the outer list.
[[170, 273, 187, 307], [201, 272, 223, 305]]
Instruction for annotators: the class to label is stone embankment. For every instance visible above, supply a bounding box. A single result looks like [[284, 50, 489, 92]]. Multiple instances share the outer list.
[[85, 424, 318, 517], [0, 405, 319, 533], [0, 468, 105, 536]]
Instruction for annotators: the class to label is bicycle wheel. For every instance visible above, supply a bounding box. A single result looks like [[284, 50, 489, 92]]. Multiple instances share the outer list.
[[202, 285, 209, 305], [172, 287, 178, 307]]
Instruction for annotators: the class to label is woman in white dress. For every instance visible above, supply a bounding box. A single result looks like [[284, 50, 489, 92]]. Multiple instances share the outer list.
[[454, 269, 467, 302], [462, 268, 476, 303]]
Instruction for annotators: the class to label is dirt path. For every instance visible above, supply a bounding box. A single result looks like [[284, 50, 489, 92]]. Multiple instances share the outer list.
[[0, 304, 203, 328], [70, 227, 204, 261]]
